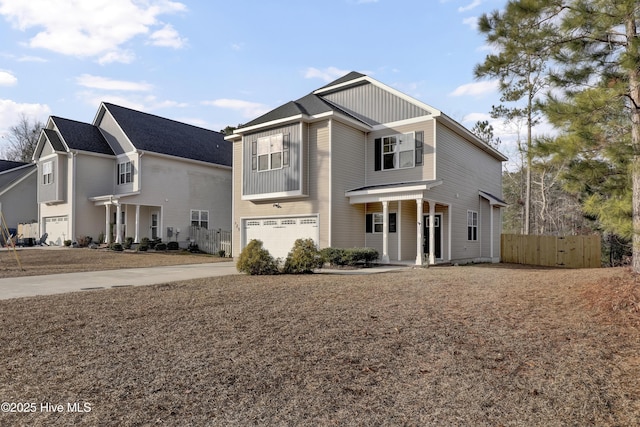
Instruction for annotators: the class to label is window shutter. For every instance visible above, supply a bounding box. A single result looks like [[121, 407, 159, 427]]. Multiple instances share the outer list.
[[389, 213, 397, 233], [283, 133, 290, 167], [251, 140, 257, 171], [374, 138, 382, 171], [366, 214, 372, 233], [415, 131, 424, 166]]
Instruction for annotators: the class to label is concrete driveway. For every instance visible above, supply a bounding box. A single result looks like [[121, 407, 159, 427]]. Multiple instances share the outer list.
[[0, 261, 239, 300]]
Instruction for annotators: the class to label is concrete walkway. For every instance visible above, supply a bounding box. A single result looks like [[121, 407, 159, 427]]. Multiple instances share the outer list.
[[0, 261, 239, 300], [0, 261, 412, 301]]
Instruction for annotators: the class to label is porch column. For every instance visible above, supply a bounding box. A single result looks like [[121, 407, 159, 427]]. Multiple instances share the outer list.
[[416, 198, 423, 265], [382, 201, 390, 263], [105, 204, 111, 244], [115, 203, 122, 244], [134, 204, 140, 243], [428, 200, 436, 265]]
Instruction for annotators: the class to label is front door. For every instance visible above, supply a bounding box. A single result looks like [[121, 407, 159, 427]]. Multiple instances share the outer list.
[[423, 214, 442, 259], [150, 212, 159, 239]]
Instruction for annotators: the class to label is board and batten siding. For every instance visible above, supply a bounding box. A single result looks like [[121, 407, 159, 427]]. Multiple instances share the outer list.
[[323, 82, 431, 126], [242, 123, 302, 197], [330, 120, 366, 249], [365, 120, 435, 187], [232, 121, 332, 257], [426, 120, 503, 262]]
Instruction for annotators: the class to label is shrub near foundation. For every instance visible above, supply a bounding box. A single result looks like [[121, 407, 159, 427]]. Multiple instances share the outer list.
[[283, 238, 323, 274], [236, 239, 279, 275], [320, 247, 379, 267]]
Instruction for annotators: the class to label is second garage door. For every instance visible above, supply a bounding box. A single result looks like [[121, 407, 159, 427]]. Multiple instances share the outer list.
[[43, 215, 69, 246], [244, 216, 319, 260]]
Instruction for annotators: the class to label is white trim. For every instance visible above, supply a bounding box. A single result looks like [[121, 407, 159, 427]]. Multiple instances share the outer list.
[[436, 114, 508, 162], [328, 119, 333, 248], [346, 181, 441, 198], [241, 190, 308, 201], [424, 212, 444, 263], [371, 116, 432, 131], [397, 201, 402, 260], [349, 191, 426, 205], [233, 114, 304, 134], [138, 150, 232, 171], [479, 190, 508, 207], [433, 117, 437, 180], [240, 213, 320, 254]]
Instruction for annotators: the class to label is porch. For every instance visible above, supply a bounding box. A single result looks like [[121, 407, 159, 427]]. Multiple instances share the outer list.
[[89, 194, 162, 244]]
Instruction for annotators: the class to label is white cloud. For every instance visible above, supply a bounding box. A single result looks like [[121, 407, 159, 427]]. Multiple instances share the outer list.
[[98, 50, 136, 65], [0, 0, 188, 63], [463, 16, 478, 30], [0, 70, 17, 86], [0, 99, 51, 138], [304, 67, 350, 83], [449, 80, 499, 97], [458, 0, 482, 12], [149, 23, 187, 49], [202, 99, 270, 119], [76, 74, 154, 92]]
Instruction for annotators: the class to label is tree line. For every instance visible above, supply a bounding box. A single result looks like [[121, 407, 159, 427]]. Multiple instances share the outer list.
[[473, 0, 639, 269]]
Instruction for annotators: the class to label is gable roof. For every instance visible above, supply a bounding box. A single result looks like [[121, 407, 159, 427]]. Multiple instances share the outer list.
[[51, 116, 114, 155], [101, 103, 231, 166], [0, 161, 36, 193]]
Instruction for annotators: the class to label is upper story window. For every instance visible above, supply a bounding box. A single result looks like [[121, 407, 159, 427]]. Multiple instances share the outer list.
[[191, 210, 209, 229], [118, 161, 132, 185], [252, 133, 290, 172], [375, 131, 423, 171], [467, 210, 478, 241], [42, 161, 53, 185]]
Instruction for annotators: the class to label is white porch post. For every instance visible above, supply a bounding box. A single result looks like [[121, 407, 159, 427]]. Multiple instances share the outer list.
[[416, 198, 423, 265], [382, 201, 390, 263], [115, 203, 122, 244], [105, 204, 111, 244], [134, 204, 140, 243], [428, 200, 436, 265]]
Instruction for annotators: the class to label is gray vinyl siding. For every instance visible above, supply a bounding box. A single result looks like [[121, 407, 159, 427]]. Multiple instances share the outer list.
[[366, 120, 435, 186], [38, 154, 66, 203], [40, 141, 55, 157], [242, 123, 302, 196], [426, 120, 503, 262], [330, 120, 366, 248], [323, 82, 431, 125]]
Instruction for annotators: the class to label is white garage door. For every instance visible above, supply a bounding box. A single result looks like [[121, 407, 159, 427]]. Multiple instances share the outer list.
[[44, 216, 69, 246], [244, 216, 319, 260]]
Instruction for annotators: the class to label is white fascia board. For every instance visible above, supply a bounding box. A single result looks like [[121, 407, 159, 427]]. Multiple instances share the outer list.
[[235, 114, 304, 134], [224, 133, 242, 141], [241, 190, 308, 201], [479, 190, 508, 207], [437, 114, 508, 162], [345, 180, 443, 198], [139, 150, 232, 171], [371, 115, 434, 131], [313, 76, 370, 95], [89, 191, 141, 204]]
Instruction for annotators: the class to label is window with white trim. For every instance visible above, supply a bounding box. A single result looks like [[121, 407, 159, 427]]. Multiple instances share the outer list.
[[251, 134, 290, 172], [467, 210, 478, 241], [366, 213, 397, 233], [117, 161, 132, 185], [382, 132, 415, 170], [42, 161, 53, 185], [191, 210, 209, 229]]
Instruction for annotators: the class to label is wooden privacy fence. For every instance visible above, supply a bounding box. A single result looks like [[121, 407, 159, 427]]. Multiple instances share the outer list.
[[189, 226, 232, 256], [501, 234, 601, 268]]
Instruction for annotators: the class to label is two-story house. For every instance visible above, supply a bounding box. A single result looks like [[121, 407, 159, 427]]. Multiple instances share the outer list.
[[33, 102, 232, 247], [0, 160, 37, 233], [227, 72, 507, 265]]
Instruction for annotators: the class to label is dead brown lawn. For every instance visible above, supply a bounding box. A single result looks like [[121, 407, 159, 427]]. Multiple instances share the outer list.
[[0, 250, 639, 426], [0, 247, 226, 278]]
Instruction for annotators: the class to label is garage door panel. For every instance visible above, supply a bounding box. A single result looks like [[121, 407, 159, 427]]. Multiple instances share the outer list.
[[44, 216, 69, 246], [244, 216, 318, 260]]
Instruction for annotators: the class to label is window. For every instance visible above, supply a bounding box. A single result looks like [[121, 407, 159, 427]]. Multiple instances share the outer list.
[[251, 134, 290, 172], [42, 161, 53, 185], [374, 132, 422, 171], [191, 210, 209, 229], [366, 213, 397, 233], [467, 211, 478, 241], [118, 161, 132, 185]]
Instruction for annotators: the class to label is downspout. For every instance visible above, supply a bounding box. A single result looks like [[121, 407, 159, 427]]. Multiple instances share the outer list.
[[70, 151, 77, 243], [328, 119, 332, 248]]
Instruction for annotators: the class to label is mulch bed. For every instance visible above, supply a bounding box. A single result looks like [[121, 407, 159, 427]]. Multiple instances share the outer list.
[[1, 264, 639, 425]]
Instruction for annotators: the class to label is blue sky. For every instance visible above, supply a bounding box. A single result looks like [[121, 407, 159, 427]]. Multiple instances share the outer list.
[[0, 0, 525, 160]]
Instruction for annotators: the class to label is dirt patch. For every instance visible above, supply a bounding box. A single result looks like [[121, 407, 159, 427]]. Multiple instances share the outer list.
[[0, 247, 226, 278], [1, 264, 639, 426]]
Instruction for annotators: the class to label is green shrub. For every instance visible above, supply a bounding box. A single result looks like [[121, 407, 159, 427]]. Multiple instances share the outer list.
[[124, 237, 134, 249], [217, 249, 226, 258], [137, 244, 148, 252], [167, 241, 179, 251], [320, 247, 379, 267], [155, 242, 167, 251], [320, 247, 348, 266], [110, 243, 123, 252], [63, 240, 72, 247], [236, 239, 279, 275], [284, 238, 323, 274]]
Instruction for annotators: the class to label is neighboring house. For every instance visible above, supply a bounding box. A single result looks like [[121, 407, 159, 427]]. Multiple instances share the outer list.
[[33, 102, 232, 247], [226, 72, 507, 265], [0, 160, 37, 233]]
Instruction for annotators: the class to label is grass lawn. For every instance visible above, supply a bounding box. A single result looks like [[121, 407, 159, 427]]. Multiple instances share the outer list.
[[1, 259, 639, 425]]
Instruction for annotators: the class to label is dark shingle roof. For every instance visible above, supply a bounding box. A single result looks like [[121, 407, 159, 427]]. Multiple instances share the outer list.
[[43, 129, 67, 152], [103, 103, 231, 166], [0, 162, 35, 190], [316, 71, 366, 91], [51, 116, 114, 155], [0, 160, 29, 173]]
